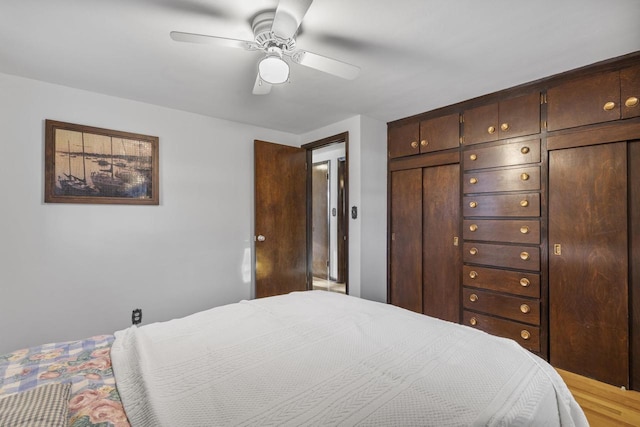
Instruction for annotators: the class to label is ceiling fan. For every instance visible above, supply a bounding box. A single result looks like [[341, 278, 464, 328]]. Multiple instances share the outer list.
[[170, 0, 360, 95]]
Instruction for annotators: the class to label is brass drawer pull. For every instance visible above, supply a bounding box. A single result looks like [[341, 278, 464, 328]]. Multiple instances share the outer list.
[[521, 330, 531, 340], [469, 224, 478, 232], [470, 317, 478, 326], [626, 96, 639, 108], [520, 173, 530, 181], [520, 304, 531, 314], [469, 270, 478, 279], [521, 146, 530, 154], [520, 199, 529, 207], [603, 101, 616, 111], [520, 251, 530, 261], [469, 177, 478, 184], [469, 247, 478, 255], [469, 293, 478, 302], [520, 226, 530, 234], [421, 140, 428, 147], [470, 153, 477, 161], [469, 201, 478, 208], [500, 123, 509, 131], [487, 126, 496, 134], [411, 141, 418, 149], [520, 278, 530, 287]]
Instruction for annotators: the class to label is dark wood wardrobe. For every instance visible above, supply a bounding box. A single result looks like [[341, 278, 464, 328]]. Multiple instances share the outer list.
[[387, 51, 640, 390]]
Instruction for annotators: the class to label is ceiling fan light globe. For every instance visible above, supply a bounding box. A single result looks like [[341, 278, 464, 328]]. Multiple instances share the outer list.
[[258, 56, 289, 85]]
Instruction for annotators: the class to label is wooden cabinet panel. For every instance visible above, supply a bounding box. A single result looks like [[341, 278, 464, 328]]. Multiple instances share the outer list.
[[463, 140, 540, 171], [463, 193, 540, 217], [463, 219, 540, 244], [463, 242, 540, 271], [463, 311, 540, 352], [423, 164, 460, 322], [419, 113, 460, 153], [463, 103, 499, 145], [390, 169, 423, 313], [463, 166, 540, 194], [621, 65, 640, 119], [463, 93, 540, 145], [463, 288, 540, 325], [389, 123, 419, 159], [547, 71, 621, 131], [630, 141, 640, 390], [498, 92, 541, 139], [463, 265, 540, 298], [549, 142, 629, 387]]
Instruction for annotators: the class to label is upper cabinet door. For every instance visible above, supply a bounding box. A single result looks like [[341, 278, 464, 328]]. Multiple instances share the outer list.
[[547, 71, 621, 131], [498, 92, 540, 139], [463, 93, 540, 145], [419, 113, 460, 153], [621, 65, 640, 119], [389, 122, 420, 159], [463, 103, 499, 145]]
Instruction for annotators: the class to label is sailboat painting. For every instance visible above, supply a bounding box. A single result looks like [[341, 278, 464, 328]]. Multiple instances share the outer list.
[[45, 120, 159, 205]]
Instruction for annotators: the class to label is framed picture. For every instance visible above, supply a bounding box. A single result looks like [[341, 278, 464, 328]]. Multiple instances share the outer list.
[[44, 120, 159, 205]]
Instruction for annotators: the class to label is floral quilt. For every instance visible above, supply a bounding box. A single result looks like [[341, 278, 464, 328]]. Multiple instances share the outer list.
[[0, 335, 130, 427]]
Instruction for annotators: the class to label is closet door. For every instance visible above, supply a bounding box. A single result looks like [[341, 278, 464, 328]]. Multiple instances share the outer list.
[[423, 163, 460, 322], [549, 142, 629, 387], [390, 169, 423, 313]]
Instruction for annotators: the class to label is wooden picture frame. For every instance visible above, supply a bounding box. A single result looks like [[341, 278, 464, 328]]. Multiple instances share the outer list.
[[44, 120, 159, 205]]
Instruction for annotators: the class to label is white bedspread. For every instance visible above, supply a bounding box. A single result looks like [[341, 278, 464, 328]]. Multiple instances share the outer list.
[[111, 291, 588, 426]]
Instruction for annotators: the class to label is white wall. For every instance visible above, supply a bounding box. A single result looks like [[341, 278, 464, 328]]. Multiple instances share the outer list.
[[300, 115, 388, 302], [0, 73, 298, 354]]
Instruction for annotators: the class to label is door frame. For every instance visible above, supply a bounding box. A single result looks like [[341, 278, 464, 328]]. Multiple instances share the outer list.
[[302, 132, 349, 294]]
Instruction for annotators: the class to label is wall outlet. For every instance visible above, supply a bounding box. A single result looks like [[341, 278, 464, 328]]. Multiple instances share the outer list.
[[132, 308, 142, 325]]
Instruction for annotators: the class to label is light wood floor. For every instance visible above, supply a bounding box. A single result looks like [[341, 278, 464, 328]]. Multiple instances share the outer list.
[[557, 369, 640, 426]]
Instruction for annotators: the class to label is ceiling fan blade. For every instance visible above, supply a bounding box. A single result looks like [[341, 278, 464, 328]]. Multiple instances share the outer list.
[[170, 31, 258, 50], [290, 50, 360, 80], [252, 73, 272, 95], [271, 0, 313, 39]]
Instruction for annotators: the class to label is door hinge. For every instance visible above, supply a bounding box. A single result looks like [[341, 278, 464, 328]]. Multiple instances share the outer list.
[[460, 136, 464, 145], [542, 120, 547, 130], [541, 93, 548, 104], [554, 244, 562, 256], [391, 232, 396, 241], [453, 236, 459, 246], [326, 172, 329, 180], [460, 115, 464, 124]]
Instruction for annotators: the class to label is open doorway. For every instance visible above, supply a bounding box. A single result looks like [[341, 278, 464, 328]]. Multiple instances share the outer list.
[[303, 133, 348, 294]]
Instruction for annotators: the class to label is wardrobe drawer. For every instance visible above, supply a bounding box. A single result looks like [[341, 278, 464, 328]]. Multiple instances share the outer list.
[[463, 193, 540, 217], [463, 311, 540, 352], [463, 242, 540, 271], [463, 266, 540, 299], [463, 140, 540, 171], [463, 219, 540, 244], [463, 166, 540, 194], [463, 288, 540, 326]]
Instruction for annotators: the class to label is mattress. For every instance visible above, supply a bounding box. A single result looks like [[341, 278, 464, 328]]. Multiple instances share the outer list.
[[110, 291, 588, 426]]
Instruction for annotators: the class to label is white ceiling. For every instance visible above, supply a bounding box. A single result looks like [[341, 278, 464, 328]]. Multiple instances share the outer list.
[[1, 0, 639, 134]]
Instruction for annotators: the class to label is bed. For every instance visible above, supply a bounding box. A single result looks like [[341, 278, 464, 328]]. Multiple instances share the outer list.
[[1, 291, 588, 426]]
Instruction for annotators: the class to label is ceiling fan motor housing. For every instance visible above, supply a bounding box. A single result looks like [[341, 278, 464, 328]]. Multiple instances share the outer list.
[[252, 11, 296, 52]]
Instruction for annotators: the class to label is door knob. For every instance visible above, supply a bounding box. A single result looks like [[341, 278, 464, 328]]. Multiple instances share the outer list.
[[257, 235, 266, 242]]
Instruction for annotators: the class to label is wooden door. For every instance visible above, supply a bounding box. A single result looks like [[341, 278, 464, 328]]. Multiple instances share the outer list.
[[462, 103, 499, 145], [422, 163, 460, 322], [312, 162, 329, 279], [390, 168, 422, 312], [498, 92, 540, 139], [388, 122, 420, 158], [549, 142, 629, 387], [547, 72, 621, 131], [254, 140, 307, 298], [621, 65, 640, 119], [419, 113, 460, 153], [630, 141, 640, 390]]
